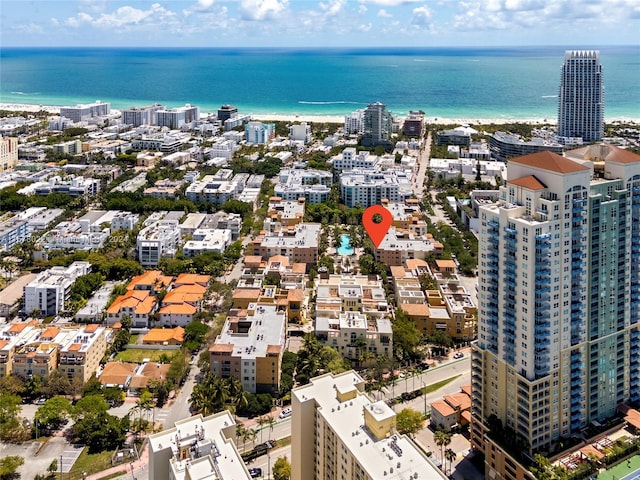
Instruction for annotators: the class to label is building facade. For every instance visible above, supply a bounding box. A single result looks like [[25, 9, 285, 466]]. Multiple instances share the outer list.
[[59, 101, 110, 122], [361, 102, 392, 148], [291, 371, 446, 480], [557, 50, 604, 142], [0, 137, 18, 171], [471, 149, 640, 479], [121, 104, 165, 126]]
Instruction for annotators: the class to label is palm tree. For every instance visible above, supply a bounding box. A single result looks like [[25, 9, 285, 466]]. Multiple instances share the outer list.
[[445, 448, 457, 476], [433, 429, 451, 468], [257, 415, 268, 444], [265, 415, 276, 442]]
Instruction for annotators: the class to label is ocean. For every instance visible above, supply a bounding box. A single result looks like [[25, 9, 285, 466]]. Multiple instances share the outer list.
[[0, 46, 638, 121]]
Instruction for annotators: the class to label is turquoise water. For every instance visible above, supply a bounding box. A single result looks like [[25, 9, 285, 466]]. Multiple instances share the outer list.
[[0, 46, 638, 120], [337, 235, 354, 256]]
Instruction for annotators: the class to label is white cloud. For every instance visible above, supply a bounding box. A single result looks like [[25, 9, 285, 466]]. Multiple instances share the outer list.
[[359, 0, 420, 5], [377, 9, 392, 17], [14, 22, 44, 34], [63, 3, 177, 30], [358, 5, 368, 13], [240, 0, 289, 21], [411, 5, 432, 25], [50, 17, 59, 26], [359, 22, 373, 31], [319, 0, 346, 17]]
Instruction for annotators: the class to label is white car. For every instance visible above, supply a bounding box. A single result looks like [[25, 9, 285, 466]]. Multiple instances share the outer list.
[[453, 352, 464, 359], [279, 407, 292, 419]]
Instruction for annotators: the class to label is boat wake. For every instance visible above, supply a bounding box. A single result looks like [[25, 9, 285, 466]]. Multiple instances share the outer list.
[[11, 91, 40, 96], [541, 95, 558, 98]]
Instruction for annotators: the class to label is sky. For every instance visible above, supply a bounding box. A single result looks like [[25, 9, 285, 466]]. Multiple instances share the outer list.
[[1, 0, 639, 48]]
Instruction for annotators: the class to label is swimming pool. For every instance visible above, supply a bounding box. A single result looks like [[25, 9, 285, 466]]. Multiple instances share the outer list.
[[337, 234, 354, 256]]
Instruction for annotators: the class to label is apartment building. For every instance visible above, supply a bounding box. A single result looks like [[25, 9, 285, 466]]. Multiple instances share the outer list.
[[340, 169, 413, 208], [34, 176, 100, 197], [289, 122, 312, 143], [23, 262, 92, 316], [0, 217, 29, 252], [344, 109, 365, 135], [316, 311, 393, 363], [244, 121, 275, 144], [12, 326, 67, 380], [106, 290, 157, 328], [0, 137, 18, 171], [488, 131, 564, 162], [275, 168, 332, 204], [111, 211, 140, 231], [121, 103, 165, 126], [156, 104, 200, 129], [183, 228, 232, 257], [39, 219, 110, 251], [266, 197, 305, 229], [59, 101, 110, 122], [316, 273, 390, 321], [558, 50, 604, 142], [210, 303, 286, 394], [158, 274, 210, 326], [382, 198, 428, 236], [0, 321, 38, 376], [361, 101, 392, 148], [374, 227, 441, 266], [58, 324, 107, 383], [471, 148, 640, 479], [252, 223, 321, 267], [333, 147, 380, 173], [185, 175, 242, 205], [149, 412, 251, 480], [137, 220, 181, 266], [291, 370, 446, 480]]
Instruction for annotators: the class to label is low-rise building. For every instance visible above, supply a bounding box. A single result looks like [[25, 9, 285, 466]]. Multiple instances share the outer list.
[[58, 324, 108, 383], [374, 228, 441, 266], [209, 303, 286, 394], [143, 180, 184, 199], [340, 169, 413, 208], [0, 217, 29, 252], [274, 168, 332, 204], [252, 223, 321, 267], [142, 327, 185, 346], [183, 228, 232, 257], [332, 147, 380, 172], [430, 385, 472, 432], [149, 412, 251, 480], [315, 273, 390, 320], [316, 312, 393, 363], [111, 211, 140, 231], [12, 326, 67, 380], [291, 371, 447, 480], [266, 197, 305, 228], [39, 220, 110, 251], [0, 321, 38, 376], [289, 122, 312, 143], [488, 130, 564, 162], [23, 262, 92, 316], [137, 220, 181, 266], [106, 290, 157, 328]]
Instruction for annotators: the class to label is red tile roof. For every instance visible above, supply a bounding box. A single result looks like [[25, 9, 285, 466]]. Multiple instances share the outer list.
[[509, 175, 547, 190], [509, 151, 589, 174]]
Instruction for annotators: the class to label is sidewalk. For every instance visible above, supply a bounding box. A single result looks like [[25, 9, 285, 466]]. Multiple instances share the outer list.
[[85, 443, 149, 480]]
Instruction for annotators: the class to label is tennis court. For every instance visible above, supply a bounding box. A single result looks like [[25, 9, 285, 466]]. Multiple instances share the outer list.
[[597, 455, 640, 480]]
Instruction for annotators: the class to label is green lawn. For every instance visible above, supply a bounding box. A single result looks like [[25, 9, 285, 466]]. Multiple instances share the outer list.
[[68, 448, 114, 480], [113, 348, 171, 363], [422, 375, 462, 395], [598, 454, 640, 480], [128, 334, 140, 345]]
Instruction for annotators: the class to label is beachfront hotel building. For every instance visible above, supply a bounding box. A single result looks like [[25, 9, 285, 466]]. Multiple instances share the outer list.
[[291, 370, 447, 480], [0, 137, 18, 171], [149, 411, 252, 480], [121, 103, 165, 126], [471, 148, 640, 479], [156, 104, 200, 129], [557, 50, 604, 143], [361, 101, 392, 148], [245, 121, 275, 144], [59, 101, 110, 122]]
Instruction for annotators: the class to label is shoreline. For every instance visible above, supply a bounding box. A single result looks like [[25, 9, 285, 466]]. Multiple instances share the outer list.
[[1, 102, 639, 126]]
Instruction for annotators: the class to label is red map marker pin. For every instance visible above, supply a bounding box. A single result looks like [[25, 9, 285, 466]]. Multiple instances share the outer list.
[[363, 204, 393, 248]]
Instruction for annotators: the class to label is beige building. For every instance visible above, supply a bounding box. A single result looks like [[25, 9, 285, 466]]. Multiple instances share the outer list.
[[12, 326, 66, 380], [251, 222, 320, 268], [315, 311, 392, 363], [374, 228, 442, 266], [58, 324, 108, 383], [0, 137, 18, 171], [266, 196, 306, 228], [291, 371, 446, 480], [149, 411, 251, 480], [315, 273, 390, 320], [0, 321, 38, 376], [209, 303, 286, 394]]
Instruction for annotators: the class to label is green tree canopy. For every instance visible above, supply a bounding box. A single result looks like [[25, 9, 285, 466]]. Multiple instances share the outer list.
[[272, 455, 291, 480], [395, 408, 424, 436], [0, 456, 24, 479], [35, 396, 72, 430]]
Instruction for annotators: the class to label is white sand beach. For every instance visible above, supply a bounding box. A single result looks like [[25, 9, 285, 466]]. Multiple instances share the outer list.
[[2, 102, 637, 125]]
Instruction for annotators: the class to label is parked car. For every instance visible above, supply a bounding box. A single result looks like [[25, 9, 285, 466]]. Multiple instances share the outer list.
[[35, 398, 47, 405], [279, 407, 292, 419], [248, 467, 263, 478], [453, 352, 464, 359]]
